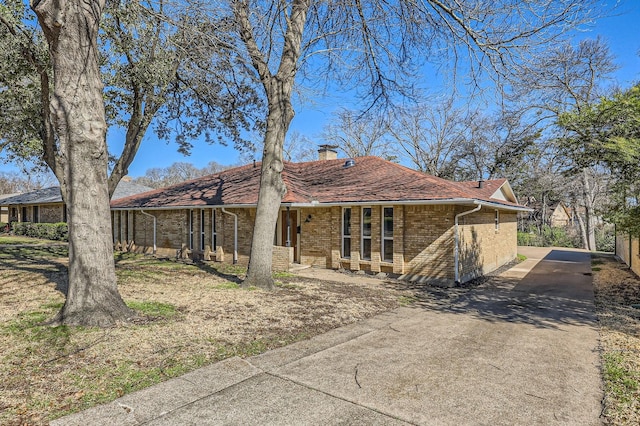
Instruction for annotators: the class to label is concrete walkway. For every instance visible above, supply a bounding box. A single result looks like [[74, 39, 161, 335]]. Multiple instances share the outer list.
[[52, 247, 603, 425]]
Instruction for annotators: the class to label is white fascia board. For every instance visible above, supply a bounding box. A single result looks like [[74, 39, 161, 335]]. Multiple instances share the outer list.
[[110, 203, 257, 211], [288, 198, 532, 212], [111, 199, 532, 213]]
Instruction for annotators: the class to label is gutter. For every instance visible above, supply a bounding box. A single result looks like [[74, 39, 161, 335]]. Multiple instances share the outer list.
[[221, 208, 238, 264], [454, 203, 482, 285], [139, 210, 157, 254], [111, 199, 532, 213]]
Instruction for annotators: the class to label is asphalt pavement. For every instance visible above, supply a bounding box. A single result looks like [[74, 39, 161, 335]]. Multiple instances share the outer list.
[[51, 247, 603, 425]]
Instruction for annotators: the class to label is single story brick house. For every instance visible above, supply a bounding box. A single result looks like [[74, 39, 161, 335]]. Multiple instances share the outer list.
[[0, 179, 152, 225], [110, 149, 530, 286]]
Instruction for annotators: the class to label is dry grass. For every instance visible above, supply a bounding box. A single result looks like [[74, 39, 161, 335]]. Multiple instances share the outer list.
[[0, 246, 412, 425], [593, 254, 640, 425]]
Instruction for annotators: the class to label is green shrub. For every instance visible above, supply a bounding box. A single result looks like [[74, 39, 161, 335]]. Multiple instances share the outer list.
[[11, 222, 68, 242], [518, 225, 580, 248]]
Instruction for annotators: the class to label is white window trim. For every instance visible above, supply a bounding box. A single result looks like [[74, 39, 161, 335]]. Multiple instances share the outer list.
[[342, 207, 351, 259], [120, 210, 125, 243], [127, 210, 133, 243], [211, 208, 217, 252], [188, 209, 194, 250], [361, 207, 372, 261], [382, 206, 393, 263], [200, 209, 206, 250]]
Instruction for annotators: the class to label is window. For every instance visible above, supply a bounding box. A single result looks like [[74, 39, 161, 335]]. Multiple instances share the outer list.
[[21, 207, 27, 222], [120, 211, 125, 243], [33, 206, 39, 223], [200, 209, 206, 250], [211, 209, 217, 251], [188, 210, 194, 250], [126, 211, 132, 242], [361, 207, 372, 260], [382, 207, 393, 262], [495, 210, 500, 231], [342, 208, 351, 258]]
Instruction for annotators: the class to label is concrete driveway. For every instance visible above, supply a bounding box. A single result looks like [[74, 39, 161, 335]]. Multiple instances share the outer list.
[[53, 247, 603, 425]]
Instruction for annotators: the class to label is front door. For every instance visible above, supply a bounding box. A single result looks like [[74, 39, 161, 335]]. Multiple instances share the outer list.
[[281, 210, 298, 262]]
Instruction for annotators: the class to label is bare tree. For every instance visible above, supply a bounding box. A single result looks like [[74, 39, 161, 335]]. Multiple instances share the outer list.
[[387, 98, 469, 178], [510, 38, 618, 250], [321, 109, 395, 160], [283, 131, 317, 162], [233, 0, 601, 288], [133, 160, 232, 188]]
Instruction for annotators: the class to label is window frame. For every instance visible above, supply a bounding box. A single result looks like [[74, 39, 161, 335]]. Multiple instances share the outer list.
[[342, 207, 351, 259], [188, 209, 194, 250], [495, 209, 500, 231], [211, 208, 217, 252], [381, 206, 393, 263], [361, 207, 372, 261]]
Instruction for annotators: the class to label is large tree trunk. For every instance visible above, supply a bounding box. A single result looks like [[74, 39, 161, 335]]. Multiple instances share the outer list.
[[236, 0, 309, 289], [582, 168, 597, 251], [34, 0, 133, 326], [243, 92, 291, 289]]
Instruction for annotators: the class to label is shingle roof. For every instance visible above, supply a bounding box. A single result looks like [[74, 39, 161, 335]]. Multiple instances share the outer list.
[[110, 157, 526, 210], [455, 178, 509, 199], [0, 180, 153, 206]]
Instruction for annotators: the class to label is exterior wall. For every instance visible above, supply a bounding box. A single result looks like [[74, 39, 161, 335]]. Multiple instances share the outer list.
[[402, 205, 455, 285], [272, 246, 294, 272], [459, 209, 517, 282], [616, 234, 640, 277], [299, 204, 517, 286], [112, 207, 286, 269], [39, 204, 65, 223], [0, 207, 7, 223], [4, 203, 65, 224], [110, 203, 518, 281], [299, 206, 338, 268], [549, 205, 571, 227]]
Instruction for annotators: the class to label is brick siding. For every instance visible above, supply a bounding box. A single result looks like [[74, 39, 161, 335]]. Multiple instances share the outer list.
[[112, 204, 517, 282]]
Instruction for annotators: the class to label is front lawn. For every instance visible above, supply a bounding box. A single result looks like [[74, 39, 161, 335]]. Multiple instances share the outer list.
[[0, 246, 412, 425], [593, 254, 640, 425]]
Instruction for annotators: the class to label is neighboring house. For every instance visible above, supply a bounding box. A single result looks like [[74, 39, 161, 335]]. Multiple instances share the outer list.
[[521, 199, 574, 228], [110, 149, 530, 286], [0, 178, 152, 224], [549, 203, 573, 227], [0, 193, 19, 223]]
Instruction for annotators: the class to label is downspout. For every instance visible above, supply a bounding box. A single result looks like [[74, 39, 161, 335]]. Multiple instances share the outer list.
[[221, 207, 238, 264], [454, 204, 482, 285], [139, 210, 157, 254]]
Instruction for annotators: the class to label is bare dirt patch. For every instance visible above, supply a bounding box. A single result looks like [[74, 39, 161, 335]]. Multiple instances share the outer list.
[[0, 249, 413, 425], [592, 254, 640, 425]]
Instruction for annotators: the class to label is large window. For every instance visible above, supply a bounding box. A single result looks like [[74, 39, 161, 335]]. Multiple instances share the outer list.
[[382, 207, 393, 262], [361, 207, 372, 260], [211, 209, 217, 251], [200, 209, 206, 250], [188, 210, 194, 250], [342, 208, 351, 258], [33, 206, 39, 223]]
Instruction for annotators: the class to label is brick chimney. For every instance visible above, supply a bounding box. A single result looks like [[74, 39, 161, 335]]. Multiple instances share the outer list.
[[318, 144, 338, 161]]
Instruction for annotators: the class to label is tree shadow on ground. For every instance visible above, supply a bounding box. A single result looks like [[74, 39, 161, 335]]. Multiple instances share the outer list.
[[0, 244, 69, 296], [385, 249, 597, 330]]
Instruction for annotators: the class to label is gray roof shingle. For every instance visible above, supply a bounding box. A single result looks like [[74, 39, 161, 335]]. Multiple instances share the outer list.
[[0, 180, 153, 206]]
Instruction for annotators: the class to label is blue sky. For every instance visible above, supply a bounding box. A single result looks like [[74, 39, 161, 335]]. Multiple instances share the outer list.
[[4, 1, 640, 178]]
